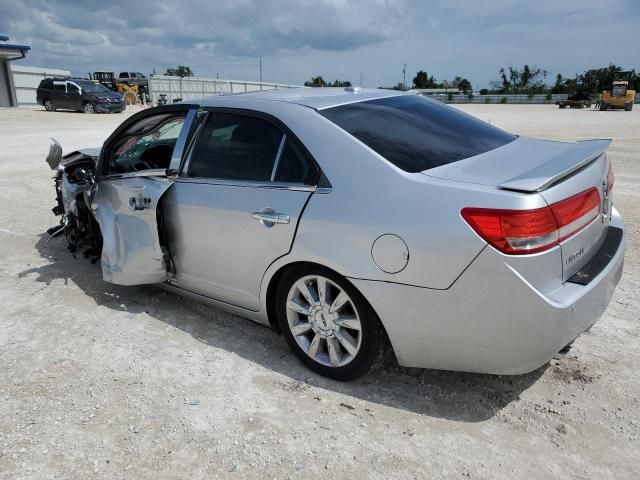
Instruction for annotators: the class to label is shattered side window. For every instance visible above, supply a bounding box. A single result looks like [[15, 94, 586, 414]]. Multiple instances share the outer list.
[[108, 114, 186, 174]]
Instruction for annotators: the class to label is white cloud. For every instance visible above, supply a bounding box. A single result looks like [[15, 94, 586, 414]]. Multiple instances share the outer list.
[[0, 0, 637, 87]]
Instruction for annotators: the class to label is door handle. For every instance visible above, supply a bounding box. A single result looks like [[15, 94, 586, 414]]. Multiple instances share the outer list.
[[129, 194, 151, 211], [251, 210, 290, 225]]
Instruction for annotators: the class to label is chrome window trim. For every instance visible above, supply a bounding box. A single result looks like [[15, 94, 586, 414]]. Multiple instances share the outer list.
[[100, 108, 196, 181], [101, 168, 168, 181], [67, 81, 81, 92], [167, 108, 198, 174], [179, 111, 320, 189], [180, 110, 210, 176], [270, 134, 287, 181], [174, 176, 317, 192]]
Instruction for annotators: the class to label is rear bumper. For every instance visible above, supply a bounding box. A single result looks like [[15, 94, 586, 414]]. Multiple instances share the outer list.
[[351, 208, 625, 374]]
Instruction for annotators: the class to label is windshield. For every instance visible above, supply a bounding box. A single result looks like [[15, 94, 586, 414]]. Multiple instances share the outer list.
[[320, 95, 516, 172], [77, 82, 111, 93]]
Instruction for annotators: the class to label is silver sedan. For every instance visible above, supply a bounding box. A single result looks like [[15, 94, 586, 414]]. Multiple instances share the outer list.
[[45, 88, 625, 380]]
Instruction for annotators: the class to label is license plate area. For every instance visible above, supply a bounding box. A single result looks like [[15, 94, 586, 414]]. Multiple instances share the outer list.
[[567, 227, 623, 285]]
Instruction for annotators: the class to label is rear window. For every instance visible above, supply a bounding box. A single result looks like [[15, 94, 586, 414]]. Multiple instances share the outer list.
[[320, 95, 516, 172]]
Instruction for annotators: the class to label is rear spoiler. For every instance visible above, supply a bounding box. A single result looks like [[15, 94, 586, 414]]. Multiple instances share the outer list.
[[497, 139, 611, 193]]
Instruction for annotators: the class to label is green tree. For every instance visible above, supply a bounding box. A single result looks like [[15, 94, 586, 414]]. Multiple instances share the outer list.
[[304, 76, 352, 87], [575, 65, 637, 93], [458, 78, 472, 95], [329, 79, 352, 87], [412, 70, 439, 89], [304, 76, 327, 87], [164, 66, 194, 77], [497, 65, 548, 93], [378, 82, 406, 91], [551, 73, 566, 94], [552, 65, 639, 95]]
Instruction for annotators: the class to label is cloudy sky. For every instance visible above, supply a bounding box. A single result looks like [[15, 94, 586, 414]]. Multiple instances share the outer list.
[[1, 0, 638, 88]]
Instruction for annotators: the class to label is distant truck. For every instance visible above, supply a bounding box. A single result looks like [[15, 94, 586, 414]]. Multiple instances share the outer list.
[[556, 92, 593, 109], [118, 72, 149, 94]]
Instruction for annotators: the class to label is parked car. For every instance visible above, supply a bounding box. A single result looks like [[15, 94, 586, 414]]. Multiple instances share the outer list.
[[37, 77, 124, 113], [44, 88, 625, 380]]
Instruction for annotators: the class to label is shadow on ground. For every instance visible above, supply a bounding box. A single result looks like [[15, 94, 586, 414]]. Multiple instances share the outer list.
[[20, 233, 546, 422]]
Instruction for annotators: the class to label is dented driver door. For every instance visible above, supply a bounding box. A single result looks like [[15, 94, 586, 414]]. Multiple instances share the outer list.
[[94, 174, 173, 285], [93, 107, 198, 285]]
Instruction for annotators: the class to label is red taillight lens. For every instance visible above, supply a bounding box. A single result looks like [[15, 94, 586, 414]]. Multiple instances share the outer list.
[[461, 187, 601, 255], [461, 206, 558, 254], [550, 188, 601, 241]]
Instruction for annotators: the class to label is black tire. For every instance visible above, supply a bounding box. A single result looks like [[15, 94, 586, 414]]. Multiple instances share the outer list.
[[600, 103, 607, 111], [276, 264, 390, 381], [626, 103, 633, 111], [44, 98, 55, 111]]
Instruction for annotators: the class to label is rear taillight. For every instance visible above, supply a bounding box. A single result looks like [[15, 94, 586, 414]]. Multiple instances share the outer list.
[[550, 188, 601, 242], [461, 187, 601, 255]]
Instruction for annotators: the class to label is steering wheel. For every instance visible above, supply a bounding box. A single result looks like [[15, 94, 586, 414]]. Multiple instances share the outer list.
[[130, 159, 155, 171]]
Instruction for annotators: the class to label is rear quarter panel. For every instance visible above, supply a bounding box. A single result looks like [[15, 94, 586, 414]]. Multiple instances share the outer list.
[[236, 100, 550, 290]]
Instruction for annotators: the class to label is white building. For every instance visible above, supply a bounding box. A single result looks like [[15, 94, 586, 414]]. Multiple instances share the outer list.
[[0, 35, 31, 107]]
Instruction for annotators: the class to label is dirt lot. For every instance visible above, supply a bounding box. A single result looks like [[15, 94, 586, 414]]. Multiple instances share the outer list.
[[0, 104, 638, 480]]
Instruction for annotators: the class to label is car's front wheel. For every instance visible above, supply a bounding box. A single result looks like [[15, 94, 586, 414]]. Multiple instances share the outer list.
[[83, 102, 95, 114], [276, 265, 389, 380], [44, 99, 55, 111]]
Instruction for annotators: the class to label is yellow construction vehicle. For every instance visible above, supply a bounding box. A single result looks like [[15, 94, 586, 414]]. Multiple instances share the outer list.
[[90, 71, 140, 106], [600, 71, 635, 111]]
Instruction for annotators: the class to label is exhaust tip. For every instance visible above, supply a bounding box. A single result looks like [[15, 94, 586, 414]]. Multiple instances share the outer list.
[[554, 343, 573, 359]]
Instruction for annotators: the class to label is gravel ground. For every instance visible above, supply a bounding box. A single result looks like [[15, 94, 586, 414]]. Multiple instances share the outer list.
[[0, 104, 638, 480]]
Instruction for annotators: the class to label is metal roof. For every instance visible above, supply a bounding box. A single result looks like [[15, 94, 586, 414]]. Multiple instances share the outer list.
[[0, 35, 31, 60]]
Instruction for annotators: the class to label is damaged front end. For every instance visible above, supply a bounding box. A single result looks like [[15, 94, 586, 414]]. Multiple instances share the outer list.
[[46, 140, 102, 261]]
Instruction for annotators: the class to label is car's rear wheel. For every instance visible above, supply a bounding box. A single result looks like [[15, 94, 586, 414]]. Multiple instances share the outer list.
[[276, 265, 389, 380], [44, 99, 55, 111], [83, 102, 95, 114], [600, 103, 607, 111], [625, 102, 633, 111]]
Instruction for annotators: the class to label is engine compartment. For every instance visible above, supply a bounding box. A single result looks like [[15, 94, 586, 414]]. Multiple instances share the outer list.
[[48, 151, 102, 262]]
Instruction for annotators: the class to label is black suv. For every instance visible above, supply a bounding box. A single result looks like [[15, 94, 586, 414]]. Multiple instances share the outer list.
[[37, 78, 124, 113]]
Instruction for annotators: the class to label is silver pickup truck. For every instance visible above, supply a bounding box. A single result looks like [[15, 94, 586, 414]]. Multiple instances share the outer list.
[[118, 72, 148, 93]]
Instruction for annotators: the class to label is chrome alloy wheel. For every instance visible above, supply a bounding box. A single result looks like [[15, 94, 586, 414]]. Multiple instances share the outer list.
[[83, 102, 95, 113], [286, 275, 362, 367]]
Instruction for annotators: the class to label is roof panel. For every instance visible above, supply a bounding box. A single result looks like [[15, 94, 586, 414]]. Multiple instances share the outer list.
[[199, 87, 409, 110]]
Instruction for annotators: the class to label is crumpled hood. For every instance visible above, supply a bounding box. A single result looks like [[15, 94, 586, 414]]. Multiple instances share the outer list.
[[59, 147, 101, 168], [87, 90, 122, 101]]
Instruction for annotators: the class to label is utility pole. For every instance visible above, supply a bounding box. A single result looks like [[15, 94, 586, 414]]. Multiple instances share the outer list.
[[259, 57, 263, 84], [360, 71, 363, 87], [403, 64, 406, 91]]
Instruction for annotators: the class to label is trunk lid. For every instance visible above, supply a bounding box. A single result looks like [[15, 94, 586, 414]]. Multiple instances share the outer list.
[[426, 136, 613, 282]]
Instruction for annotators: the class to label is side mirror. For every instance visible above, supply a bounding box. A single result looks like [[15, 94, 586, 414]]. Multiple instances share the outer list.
[[45, 138, 63, 170]]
